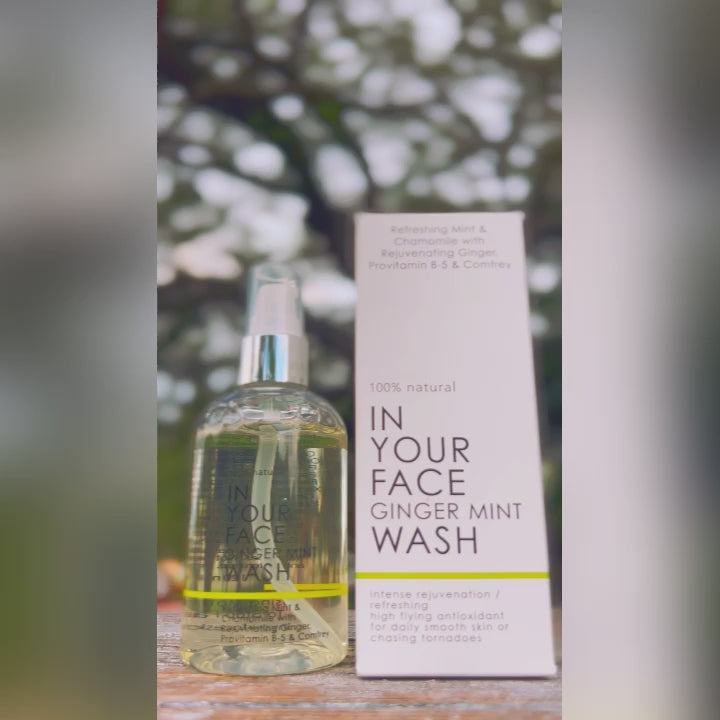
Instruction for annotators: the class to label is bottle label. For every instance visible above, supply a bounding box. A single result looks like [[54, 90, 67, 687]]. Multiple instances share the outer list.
[[182, 441, 347, 653]]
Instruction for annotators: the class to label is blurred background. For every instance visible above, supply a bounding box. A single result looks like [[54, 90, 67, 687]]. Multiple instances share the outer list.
[[1, 1, 717, 718], [157, 0, 562, 602]]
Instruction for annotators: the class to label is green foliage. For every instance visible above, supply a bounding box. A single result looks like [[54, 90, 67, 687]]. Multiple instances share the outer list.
[[158, 436, 192, 559]]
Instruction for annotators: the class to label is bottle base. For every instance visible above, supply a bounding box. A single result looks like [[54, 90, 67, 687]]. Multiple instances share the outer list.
[[181, 641, 347, 676]]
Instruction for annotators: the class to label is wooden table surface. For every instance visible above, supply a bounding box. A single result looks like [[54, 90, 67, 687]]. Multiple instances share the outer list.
[[158, 609, 561, 719]]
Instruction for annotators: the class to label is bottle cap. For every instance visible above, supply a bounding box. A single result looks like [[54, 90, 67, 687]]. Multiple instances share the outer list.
[[246, 263, 304, 336], [238, 263, 309, 386]]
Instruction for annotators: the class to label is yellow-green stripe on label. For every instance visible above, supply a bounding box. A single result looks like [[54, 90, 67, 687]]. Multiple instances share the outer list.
[[355, 572, 548, 580], [183, 584, 348, 600], [262, 583, 345, 591]]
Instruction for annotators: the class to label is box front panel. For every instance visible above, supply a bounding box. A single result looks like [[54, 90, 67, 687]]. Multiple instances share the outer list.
[[354, 212, 555, 677]]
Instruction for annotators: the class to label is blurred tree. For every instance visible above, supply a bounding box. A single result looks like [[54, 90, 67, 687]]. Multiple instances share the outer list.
[[157, 0, 561, 596]]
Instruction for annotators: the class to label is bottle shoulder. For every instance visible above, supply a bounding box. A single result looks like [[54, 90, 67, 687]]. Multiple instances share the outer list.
[[197, 384, 347, 435]]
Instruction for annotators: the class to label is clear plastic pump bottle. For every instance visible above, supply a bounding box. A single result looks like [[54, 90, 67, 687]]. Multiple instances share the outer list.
[[180, 263, 348, 675]]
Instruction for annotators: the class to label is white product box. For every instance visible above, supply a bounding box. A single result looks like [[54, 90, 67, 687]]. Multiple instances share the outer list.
[[354, 212, 556, 677]]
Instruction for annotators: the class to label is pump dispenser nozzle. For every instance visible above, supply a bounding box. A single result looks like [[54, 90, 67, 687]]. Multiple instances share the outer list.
[[238, 263, 309, 386]]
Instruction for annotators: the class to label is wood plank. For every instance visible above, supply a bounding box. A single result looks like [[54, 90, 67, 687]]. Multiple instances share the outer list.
[[158, 610, 561, 719]]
